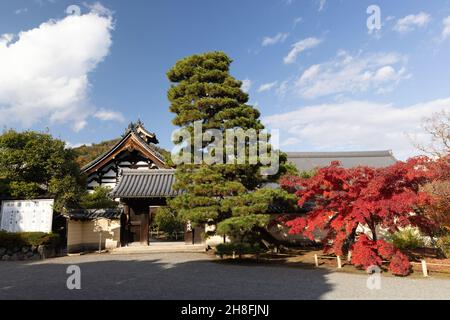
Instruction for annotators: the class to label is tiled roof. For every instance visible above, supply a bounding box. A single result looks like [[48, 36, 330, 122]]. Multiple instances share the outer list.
[[111, 169, 179, 198], [65, 208, 123, 220], [287, 150, 397, 172]]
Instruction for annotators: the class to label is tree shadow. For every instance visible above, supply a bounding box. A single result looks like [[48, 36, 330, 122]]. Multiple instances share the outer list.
[[0, 253, 334, 300]]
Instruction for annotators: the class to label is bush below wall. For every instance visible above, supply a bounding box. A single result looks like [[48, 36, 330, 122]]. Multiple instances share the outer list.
[[215, 243, 263, 258], [0, 231, 61, 261]]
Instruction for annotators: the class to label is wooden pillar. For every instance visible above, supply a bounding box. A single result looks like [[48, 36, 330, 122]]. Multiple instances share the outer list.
[[421, 260, 429, 277], [121, 204, 130, 247], [140, 212, 149, 246], [337, 256, 342, 269]]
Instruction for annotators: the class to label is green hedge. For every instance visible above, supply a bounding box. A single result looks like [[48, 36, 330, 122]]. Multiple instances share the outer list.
[[390, 229, 425, 250], [215, 243, 264, 256], [0, 231, 60, 249]]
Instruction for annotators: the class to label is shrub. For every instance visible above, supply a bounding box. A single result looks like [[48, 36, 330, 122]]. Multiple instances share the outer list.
[[79, 186, 118, 209], [215, 243, 263, 257], [153, 207, 185, 237], [0, 231, 60, 249], [351, 235, 382, 269], [351, 234, 411, 276], [389, 251, 411, 276], [390, 229, 425, 250], [436, 235, 450, 258]]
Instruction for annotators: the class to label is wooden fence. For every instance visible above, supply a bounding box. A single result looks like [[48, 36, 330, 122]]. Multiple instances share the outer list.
[[314, 253, 450, 277]]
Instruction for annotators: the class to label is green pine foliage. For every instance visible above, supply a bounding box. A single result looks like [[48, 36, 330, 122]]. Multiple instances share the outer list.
[[166, 51, 292, 242], [79, 186, 118, 209]]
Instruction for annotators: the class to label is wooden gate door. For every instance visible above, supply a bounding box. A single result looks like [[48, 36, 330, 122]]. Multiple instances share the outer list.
[[127, 205, 150, 245], [185, 224, 205, 245]]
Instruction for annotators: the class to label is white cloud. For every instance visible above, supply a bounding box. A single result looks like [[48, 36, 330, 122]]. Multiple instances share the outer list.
[[241, 79, 252, 93], [84, 2, 114, 17], [295, 51, 410, 99], [284, 37, 322, 64], [14, 8, 28, 15], [442, 16, 450, 40], [34, 0, 56, 5], [318, 0, 326, 12], [393, 12, 431, 33], [65, 142, 92, 149], [258, 82, 278, 93], [0, 6, 114, 131], [293, 17, 303, 28], [263, 98, 450, 160], [262, 33, 289, 46], [94, 109, 125, 122], [298, 64, 321, 83], [276, 80, 290, 96], [373, 66, 397, 82], [280, 137, 301, 147]]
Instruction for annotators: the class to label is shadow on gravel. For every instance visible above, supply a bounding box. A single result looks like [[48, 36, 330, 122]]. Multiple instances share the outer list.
[[0, 255, 333, 300]]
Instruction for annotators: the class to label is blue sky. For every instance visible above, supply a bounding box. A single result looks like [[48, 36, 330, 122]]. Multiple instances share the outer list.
[[1, 0, 450, 159]]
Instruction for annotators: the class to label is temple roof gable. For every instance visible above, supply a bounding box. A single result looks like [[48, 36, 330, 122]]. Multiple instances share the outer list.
[[82, 121, 168, 174]]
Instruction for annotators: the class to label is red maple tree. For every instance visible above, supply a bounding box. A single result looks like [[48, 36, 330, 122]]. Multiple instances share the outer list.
[[280, 157, 441, 276]]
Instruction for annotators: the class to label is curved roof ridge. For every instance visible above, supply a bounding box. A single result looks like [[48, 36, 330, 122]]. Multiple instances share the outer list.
[[132, 130, 166, 163], [81, 124, 167, 173], [81, 131, 132, 172]]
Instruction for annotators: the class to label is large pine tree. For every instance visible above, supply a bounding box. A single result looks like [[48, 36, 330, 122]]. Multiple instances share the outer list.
[[166, 51, 292, 242]]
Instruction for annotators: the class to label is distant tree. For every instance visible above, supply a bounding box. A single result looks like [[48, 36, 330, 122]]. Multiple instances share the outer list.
[[166, 51, 290, 243], [79, 186, 118, 209], [298, 169, 317, 179], [72, 139, 121, 167], [0, 130, 84, 212], [153, 207, 185, 238], [420, 158, 450, 233], [413, 110, 449, 158], [418, 156, 450, 256], [282, 162, 300, 177], [280, 158, 440, 276], [412, 111, 450, 256]]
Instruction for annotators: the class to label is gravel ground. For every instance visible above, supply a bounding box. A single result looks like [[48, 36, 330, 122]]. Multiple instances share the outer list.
[[0, 252, 449, 300]]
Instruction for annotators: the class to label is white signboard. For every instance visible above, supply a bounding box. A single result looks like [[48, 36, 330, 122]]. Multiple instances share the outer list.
[[0, 199, 54, 233]]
